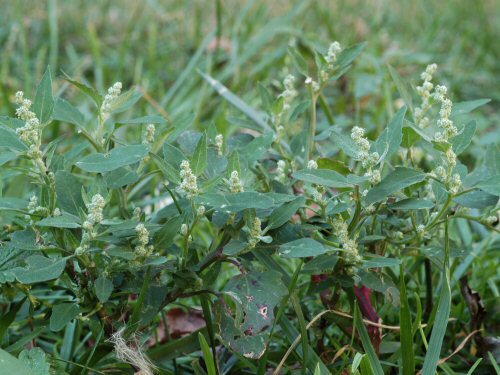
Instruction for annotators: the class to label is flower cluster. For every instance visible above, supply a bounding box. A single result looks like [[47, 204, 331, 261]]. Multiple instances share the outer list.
[[227, 170, 244, 193], [415, 63, 437, 128], [101, 82, 122, 114], [307, 160, 318, 169], [305, 76, 320, 93], [215, 134, 224, 156], [280, 74, 298, 113], [247, 217, 262, 248], [275, 160, 287, 183], [14, 91, 42, 156], [135, 223, 153, 256], [310, 185, 327, 206], [449, 172, 461, 194], [325, 41, 342, 68], [178, 160, 199, 199], [76, 194, 106, 255], [433, 85, 458, 142], [143, 124, 155, 144], [332, 216, 361, 265], [351, 126, 380, 182]]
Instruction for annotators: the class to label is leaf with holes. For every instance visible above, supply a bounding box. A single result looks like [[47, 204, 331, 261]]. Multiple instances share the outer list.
[[214, 271, 287, 359]]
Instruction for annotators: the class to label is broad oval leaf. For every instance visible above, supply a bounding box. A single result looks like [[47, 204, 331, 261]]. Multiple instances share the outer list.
[[76, 144, 149, 173], [36, 213, 82, 228], [12, 256, 68, 284], [94, 276, 114, 303], [293, 169, 351, 188], [195, 192, 275, 212], [50, 303, 80, 332], [365, 167, 426, 204], [280, 238, 328, 258]]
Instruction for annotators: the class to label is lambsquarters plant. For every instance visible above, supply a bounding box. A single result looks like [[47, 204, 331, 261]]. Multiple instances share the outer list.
[[0, 42, 498, 374]]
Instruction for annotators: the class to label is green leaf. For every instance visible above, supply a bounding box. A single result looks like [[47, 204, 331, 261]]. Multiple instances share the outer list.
[[55, 171, 85, 216], [336, 42, 366, 70], [52, 97, 85, 128], [153, 216, 182, 248], [62, 73, 103, 108], [76, 144, 149, 172], [199, 72, 272, 132], [354, 305, 384, 375], [454, 190, 498, 208], [150, 152, 180, 184], [105, 167, 139, 188], [293, 168, 351, 188], [33, 66, 54, 124], [400, 266, 415, 375], [214, 271, 287, 359], [50, 303, 80, 332], [94, 276, 113, 303], [451, 121, 476, 155], [451, 98, 490, 118], [36, 213, 82, 228], [373, 106, 406, 160], [280, 238, 328, 258], [198, 333, 216, 375], [288, 46, 308, 75], [117, 115, 166, 125], [365, 167, 426, 204], [12, 256, 67, 284], [266, 197, 305, 230], [191, 133, 208, 176], [388, 198, 434, 210], [302, 254, 339, 273], [195, 192, 275, 212], [388, 64, 413, 111], [107, 88, 142, 114], [0, 349, 36, 375], [18, 348, 50, 375], [477, 176, 500, 196], [0, 125, 28, 151], [0, 150, 17, 166], [421, 269, 451, 374], [223, 240, 247, 256], [402, 126, 421, 148], [226, 150, 241, 177], [361, 257, 401, 268]]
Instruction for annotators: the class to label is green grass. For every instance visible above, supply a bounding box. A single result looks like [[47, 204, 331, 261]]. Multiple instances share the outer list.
[[0, 0, 499, 374]]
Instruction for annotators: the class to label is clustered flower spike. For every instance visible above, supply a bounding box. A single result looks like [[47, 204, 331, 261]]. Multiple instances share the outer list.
[[76, 194, 106, 255], [332, 216, 361, 265], [178, 160, 199, 199], [311, 185, 327, 205], [135, 223, 153, 256], [143, 124, 155, 144], [434, 85, 458, 141], [351, 126, 380, 182], [275, 160, 287, 183], [280, 74, 298, 112], [14, 91, 42, 157], [305, 77, 320, 93], [325, 41, 342, 67], [227, 170, 244, 193], [307, 160, 318, 169], [415, 63, 437, 128], [248, 217, 262, 248], [101, 82, 122, 114], [215, 134, 224, 156], [274, 74, 298, 129]]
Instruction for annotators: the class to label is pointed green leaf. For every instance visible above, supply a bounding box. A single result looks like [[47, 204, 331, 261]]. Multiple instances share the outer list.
[[293, 168, 351, 188], [55, 171, 85, 215], [451, 98, 490, 118], [365, 167, 426, 204], [12, 256, 67, 284], [477, 176, 500, 196], [33, 66, 54, 124], [62, 73, 103, 108], [266, 197, 305, 230], [0, 125, 28, 151], [0, 349, 36, 375], [451, 121, 476, 155], [191, 133, 208, 176], [94, 276, 113, 303], [76, 144, 149, 172], [52, 97, 85, 128], [36, 213, 82, 228], [280, 238, 328, 258], [373, 106, 406, 160]]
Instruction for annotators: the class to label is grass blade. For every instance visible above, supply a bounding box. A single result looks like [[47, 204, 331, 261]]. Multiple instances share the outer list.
[[354, 304, 384, 375], [400, 264, 415, 374]]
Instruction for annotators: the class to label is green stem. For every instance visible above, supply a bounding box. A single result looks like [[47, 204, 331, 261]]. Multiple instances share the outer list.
[[308, 94, 318, 160]]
